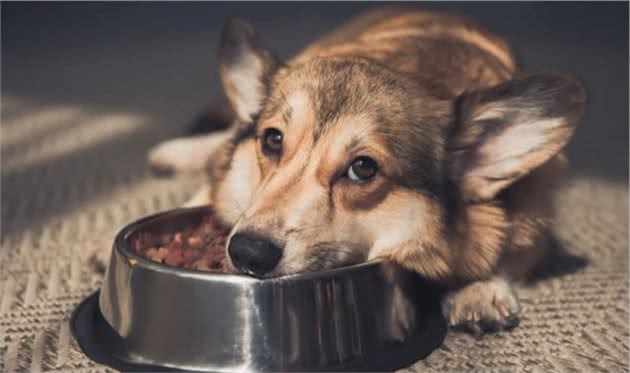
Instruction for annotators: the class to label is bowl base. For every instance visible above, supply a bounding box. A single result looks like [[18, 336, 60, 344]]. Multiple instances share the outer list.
[[71, 290, 447, 372], [71, 290, 194, 372]]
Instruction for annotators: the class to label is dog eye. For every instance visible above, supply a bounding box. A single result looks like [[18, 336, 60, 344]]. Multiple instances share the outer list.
[[347, 156, 378, 182], [262, 128, 283, 157]]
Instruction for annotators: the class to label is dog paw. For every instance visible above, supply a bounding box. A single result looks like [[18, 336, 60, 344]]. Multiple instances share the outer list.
[[147, 130, 234, 176], [441, 277, 520, 336], [147, 137, 210, 175]]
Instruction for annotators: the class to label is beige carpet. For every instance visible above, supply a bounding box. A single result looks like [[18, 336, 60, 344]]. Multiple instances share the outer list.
[[1, 97, 628, 372]]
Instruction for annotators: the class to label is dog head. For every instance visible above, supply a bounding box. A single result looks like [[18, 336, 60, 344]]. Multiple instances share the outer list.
[[209, 18, 586, 279]]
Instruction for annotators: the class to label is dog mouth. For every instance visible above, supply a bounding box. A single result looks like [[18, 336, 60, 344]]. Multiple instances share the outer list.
[[293, 243, 368, 274]]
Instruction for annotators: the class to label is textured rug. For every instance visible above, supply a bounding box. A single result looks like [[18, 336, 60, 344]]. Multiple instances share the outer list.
[[1, 97, 628, 372]]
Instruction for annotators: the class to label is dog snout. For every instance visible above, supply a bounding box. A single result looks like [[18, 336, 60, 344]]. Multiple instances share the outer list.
[[228, 232, 283, 276]]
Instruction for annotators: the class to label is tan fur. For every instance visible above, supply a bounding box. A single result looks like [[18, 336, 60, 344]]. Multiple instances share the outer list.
[[289, 9, 516, 101]]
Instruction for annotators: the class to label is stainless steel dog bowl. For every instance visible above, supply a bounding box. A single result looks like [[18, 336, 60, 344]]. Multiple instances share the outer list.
[[72, 207, 447, 372]]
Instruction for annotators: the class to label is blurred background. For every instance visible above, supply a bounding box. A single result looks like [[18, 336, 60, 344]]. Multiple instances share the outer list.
[[0, 3, 628, 372], [3, 2, 628, 179]]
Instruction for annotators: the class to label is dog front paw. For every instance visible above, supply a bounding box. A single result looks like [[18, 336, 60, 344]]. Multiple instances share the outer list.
[[147, 130, 235, 176], [147, 137, 209, 176], [441, 277, 520, 336]]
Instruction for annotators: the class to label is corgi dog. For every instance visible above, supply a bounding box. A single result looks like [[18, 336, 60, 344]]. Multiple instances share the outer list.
[[148, 8, 586, 334]]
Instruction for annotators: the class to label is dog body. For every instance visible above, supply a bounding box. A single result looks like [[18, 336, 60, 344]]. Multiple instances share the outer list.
[[149, 8, 585, 334]]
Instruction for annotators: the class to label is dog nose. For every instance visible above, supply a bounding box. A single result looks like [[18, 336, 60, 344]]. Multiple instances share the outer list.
[[228, 232, 283, 276]]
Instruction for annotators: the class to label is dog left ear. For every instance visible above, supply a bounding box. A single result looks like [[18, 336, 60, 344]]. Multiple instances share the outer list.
[[218, 18, 281, 123], [448, 73, 586, 202]]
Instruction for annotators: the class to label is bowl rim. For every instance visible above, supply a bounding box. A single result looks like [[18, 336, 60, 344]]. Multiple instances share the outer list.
[[115, 206, 386, 284]]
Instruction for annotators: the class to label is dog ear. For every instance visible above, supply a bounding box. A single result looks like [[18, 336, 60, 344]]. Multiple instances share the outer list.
[[219, 18, 281, 123], [448, 73, 586, 202]]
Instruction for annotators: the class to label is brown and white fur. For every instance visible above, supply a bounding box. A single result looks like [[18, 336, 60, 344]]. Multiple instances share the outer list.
[[148, 8, 586, 335]]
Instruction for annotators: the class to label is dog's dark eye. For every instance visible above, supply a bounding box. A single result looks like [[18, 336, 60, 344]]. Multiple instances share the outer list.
[[262, 128, 283, 157], [347, 156, 378, 182]]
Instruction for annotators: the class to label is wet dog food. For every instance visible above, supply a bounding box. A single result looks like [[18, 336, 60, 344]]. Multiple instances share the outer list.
[[133, 214, 231, 272]]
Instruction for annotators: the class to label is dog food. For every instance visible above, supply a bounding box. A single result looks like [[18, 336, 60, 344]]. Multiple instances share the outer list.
[[133, 215, 231, 272]]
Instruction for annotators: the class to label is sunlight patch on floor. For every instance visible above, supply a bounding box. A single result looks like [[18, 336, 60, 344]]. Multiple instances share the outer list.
[[1, 105, 84, 148], [1, 110, 148, 174]]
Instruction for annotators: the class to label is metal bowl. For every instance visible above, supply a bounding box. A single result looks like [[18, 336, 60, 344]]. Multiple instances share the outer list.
[[88, 207, 446, 372]]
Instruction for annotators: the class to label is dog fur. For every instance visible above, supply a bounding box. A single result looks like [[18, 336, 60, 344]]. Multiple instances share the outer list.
[[148, 8, 586, 334]]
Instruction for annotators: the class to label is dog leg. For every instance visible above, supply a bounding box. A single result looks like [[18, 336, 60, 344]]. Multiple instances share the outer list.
[[147, 128, 234, 175], [441, 276, 520, 335], [183, 185, 213, 207]]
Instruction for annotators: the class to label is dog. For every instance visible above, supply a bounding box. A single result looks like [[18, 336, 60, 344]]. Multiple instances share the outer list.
[[147, 8, 586, 335]]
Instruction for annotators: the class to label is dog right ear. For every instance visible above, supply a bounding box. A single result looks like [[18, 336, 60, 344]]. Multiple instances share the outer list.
[[219, 18, 281, 123]]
